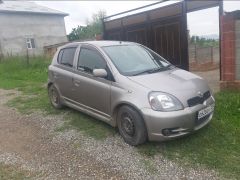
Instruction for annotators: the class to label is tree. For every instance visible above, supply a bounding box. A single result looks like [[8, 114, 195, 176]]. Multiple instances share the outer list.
[[91, 10, 106, 23], [67, 27, 81, 41], [189, 35, 219, 47], [196, 36, 200, 42], [190, 36, 196, 44], [68, 10, 106, 41]]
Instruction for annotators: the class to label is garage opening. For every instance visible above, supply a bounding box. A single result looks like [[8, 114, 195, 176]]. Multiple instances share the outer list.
[[188, 6, 220, 92]]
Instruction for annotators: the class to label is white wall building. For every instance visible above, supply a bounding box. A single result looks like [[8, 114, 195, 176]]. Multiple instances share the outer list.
[[0, 1, 68, 56]]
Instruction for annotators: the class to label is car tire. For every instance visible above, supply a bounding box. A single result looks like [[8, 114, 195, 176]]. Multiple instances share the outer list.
[[48, 84, 63, 109], [117, 105, 147, 146]]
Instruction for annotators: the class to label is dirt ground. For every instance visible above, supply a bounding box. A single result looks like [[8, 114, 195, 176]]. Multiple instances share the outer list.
[[0, 89, 219, 180], [0, 89, 124, 179]]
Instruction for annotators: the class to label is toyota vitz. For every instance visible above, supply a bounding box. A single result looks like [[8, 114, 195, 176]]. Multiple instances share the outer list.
[[48, 41, 215, 146]]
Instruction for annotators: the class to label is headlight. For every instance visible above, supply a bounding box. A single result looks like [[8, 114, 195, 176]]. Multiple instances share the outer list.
[[148, 92, 183, 111]]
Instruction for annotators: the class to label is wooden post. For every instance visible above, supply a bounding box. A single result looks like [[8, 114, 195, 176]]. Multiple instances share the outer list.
[[0, 40, 2, 62], [195, 44, 197, 63], [211, 46, 214, 63], [102, 18, 106, 40], [26, 48, 29, 65], [182, 0, 189, 71], [146, 12, 153, 49], [120, 18, 126, 41], [219, 0, 224, 80]]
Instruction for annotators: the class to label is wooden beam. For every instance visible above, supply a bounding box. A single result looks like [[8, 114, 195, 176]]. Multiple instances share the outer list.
[[182, 0, 189, 71], [219, 0, 223, 80]]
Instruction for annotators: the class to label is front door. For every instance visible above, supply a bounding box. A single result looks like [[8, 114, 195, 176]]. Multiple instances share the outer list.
[[72, 45, 111, 117]]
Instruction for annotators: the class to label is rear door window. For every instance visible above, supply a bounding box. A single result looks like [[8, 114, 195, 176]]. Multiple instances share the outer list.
[[58, 47, 76, 67]]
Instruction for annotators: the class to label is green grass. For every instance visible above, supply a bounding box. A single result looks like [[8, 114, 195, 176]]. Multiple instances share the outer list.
[[0, 56, 58, 114], [0, 164, 30, 180], [0, 56, 48, 89], [0, 57, 239, 179], [59, 109, 117, 140]]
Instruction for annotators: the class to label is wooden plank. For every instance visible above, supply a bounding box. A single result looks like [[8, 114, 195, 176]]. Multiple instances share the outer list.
[[181, 0, 189, 70], [122, 13, 147, 26], [149, 3, 182, 20], [105, 19, 122, 30], [187, 1, 220, 13]]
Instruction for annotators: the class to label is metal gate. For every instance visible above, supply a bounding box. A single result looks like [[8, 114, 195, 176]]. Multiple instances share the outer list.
[[103, 1, 220, 71]]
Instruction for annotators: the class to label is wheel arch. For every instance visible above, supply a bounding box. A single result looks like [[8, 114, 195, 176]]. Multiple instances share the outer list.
[[47, 82, 53, 89], [47, 82, 63, 101], [111, 102, 147, 129]]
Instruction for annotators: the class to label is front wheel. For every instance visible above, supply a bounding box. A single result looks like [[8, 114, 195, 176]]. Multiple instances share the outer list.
[[117, 105, 147, 146]]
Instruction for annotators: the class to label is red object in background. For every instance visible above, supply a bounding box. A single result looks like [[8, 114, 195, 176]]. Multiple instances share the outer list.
[[95, 34, 103, 40]]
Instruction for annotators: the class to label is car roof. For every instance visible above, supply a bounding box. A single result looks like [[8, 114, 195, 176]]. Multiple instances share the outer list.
[[60, 41, 137, 49]]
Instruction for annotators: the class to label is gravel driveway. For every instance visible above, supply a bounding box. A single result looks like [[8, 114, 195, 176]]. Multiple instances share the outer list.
[[0, 89, 219, 180]]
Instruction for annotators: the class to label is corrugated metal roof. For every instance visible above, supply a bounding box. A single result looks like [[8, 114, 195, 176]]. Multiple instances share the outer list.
[[0, 1, 68, 16]]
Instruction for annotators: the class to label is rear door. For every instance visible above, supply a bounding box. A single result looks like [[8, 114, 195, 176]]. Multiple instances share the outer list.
[[54, 46, 77, 99], [72, 45, 112, 116]]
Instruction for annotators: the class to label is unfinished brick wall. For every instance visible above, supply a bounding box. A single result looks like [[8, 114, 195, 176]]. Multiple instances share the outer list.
[[220, 10, 240, 90]]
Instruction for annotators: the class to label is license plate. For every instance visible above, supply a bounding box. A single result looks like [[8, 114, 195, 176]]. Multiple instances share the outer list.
[[198, 104, 214, 119]]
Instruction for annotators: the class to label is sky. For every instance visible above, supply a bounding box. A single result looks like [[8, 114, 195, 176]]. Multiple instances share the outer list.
[[35, 1, 240, 36]]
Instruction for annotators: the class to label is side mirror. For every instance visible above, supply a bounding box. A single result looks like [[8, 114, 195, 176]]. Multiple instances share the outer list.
[[93, 69, 107, 78]]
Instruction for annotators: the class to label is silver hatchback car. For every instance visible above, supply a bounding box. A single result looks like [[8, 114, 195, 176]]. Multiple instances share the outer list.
[[48, 41, 215, 146]]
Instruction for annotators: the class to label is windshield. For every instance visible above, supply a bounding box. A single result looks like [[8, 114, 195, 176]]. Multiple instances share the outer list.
[[102, 45, 171, 76]]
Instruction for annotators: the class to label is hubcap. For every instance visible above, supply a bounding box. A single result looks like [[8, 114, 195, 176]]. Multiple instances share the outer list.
[[121, 113, 135, 137]]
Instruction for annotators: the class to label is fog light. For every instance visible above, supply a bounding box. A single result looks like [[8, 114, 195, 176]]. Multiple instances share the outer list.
[[162, 129, 171, 136], [162, 128, 181, 136]]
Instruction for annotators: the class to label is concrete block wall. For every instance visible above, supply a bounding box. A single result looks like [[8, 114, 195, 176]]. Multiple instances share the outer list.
[[220, 10, 240, 91], [188, 45, 219, 72], [0, 13, 68, 57]]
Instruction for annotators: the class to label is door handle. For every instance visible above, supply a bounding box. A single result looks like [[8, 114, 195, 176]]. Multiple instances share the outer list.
[[74, 80, 81, 87]]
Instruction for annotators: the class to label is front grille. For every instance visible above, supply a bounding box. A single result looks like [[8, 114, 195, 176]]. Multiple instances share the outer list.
[[187, 91, 211, 107]]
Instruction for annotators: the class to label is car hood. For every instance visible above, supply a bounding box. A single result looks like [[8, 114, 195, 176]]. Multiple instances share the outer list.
[[127, 68, 210, 107]]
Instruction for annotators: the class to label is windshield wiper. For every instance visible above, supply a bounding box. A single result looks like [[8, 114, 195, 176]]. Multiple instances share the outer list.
[[151, 64, 174, 72], [131, 68, 154, 76], [132, 67, 162, 76], [148, 67, 164, 73], [132, 65, 173, 76], [165, 64, 175, 70]]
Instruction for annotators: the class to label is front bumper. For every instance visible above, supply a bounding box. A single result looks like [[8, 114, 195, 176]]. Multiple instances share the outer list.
[[141, 96, 215, 141]]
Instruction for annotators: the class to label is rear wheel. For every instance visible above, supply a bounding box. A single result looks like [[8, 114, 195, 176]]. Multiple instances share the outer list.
[[117, 105, 147, 146], [48, 85, 63, 109]]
